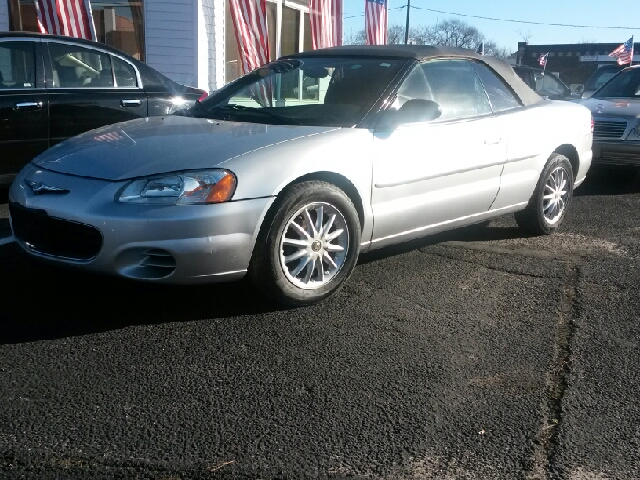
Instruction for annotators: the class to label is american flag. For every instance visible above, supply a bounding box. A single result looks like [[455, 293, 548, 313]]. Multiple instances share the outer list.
[[34, 0, 96, 40], [610, 36, 634, 65], [365, 0, 387, 45], [309, 0, 343, 49], [228, 0, 270, 74], [539, 53, 548, 67]]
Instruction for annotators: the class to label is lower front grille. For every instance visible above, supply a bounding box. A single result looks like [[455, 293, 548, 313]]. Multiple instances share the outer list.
[[593, 120, 628, 139], [9, 203, 103, 261]]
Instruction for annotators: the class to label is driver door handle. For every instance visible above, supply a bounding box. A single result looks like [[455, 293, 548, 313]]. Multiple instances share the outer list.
[[14, 101, 43, 111], [121, 99, 142, 107]]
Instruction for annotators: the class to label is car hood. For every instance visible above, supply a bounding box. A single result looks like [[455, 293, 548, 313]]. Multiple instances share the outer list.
[[580, 97, 640, 118], [33, 116, 338, 181]]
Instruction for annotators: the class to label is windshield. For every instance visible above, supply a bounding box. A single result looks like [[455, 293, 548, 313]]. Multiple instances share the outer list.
[[191, 56, 407, 127], [585, 68, 622, 92], [593, 68, 640, 98]]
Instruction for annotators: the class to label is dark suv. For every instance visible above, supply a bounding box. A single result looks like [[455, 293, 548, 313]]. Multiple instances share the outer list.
[[512, 65, 577, 100]]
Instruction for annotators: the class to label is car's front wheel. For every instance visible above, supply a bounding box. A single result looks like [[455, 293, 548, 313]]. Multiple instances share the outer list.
[[515, 153, 574, 235], [249, 181, 361, 306]]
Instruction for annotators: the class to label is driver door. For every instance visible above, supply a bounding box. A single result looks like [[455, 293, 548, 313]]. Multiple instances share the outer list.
[[369, 59, 507, 248]]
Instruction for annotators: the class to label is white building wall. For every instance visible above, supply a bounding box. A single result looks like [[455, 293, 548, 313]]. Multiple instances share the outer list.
[[144, 0, 197, 87], [199, 0, 224, 91], [0, 0, 9, 32]]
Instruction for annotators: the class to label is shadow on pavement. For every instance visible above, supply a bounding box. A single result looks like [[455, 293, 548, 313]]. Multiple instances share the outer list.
[[359, 221, 527, 264], [575, 166, 640, 196], [0, 244, 281, 345]]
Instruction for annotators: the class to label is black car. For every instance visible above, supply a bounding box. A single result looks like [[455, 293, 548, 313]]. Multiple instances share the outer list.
[[0, 32, 206, 186], [512, 65, 577, 100]]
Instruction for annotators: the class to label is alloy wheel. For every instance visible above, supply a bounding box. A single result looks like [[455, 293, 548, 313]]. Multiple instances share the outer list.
[[279, 202, 349, 290]]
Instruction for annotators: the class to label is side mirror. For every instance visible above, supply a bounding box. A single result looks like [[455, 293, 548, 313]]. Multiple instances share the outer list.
[[376, 99, 442, 131], [398, 99, 442, 123]]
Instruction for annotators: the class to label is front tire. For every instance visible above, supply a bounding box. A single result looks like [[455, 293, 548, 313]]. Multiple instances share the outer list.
[[249, 181, 361, 306], [515, 153, 574, 235]]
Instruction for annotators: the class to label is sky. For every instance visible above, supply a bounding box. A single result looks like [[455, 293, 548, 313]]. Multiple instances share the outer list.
[[342, 0, 639, 51]]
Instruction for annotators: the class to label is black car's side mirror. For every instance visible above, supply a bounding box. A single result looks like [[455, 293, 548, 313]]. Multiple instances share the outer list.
[[375, 99, 442, 131]]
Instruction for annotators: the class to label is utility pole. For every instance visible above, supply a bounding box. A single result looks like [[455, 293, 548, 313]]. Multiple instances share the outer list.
[[404, 0, 411, 44]]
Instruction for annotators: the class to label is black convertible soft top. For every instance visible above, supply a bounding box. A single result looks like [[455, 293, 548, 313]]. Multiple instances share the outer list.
[[284, 45, 543, 107]]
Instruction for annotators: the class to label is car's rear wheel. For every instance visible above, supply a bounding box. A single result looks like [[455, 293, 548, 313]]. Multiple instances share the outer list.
[[249, 181, 361, 306], [515, 153, 574, 235]]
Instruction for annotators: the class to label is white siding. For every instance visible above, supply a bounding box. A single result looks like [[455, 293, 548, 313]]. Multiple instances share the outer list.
[[0, 0, 9, 32], [199, 0, 224, 91], [144, 0, 197, 87]]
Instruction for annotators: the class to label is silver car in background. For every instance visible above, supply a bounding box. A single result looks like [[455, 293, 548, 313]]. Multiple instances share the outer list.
[[9, 45, 593, 306], [580, 65, 640, 166]]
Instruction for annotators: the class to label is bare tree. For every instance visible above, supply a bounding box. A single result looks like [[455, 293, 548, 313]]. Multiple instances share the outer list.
[[342, 19, 510, 58], [343, 25, 414, 45], [343, 28, 366, 45], [516, 29, 533, 43]]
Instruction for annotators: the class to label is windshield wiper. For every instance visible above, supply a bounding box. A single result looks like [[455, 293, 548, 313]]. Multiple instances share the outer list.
[[201, 104, 303, 125]]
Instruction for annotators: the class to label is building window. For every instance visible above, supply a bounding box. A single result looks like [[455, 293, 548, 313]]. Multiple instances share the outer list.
[[224, 0, 310, 84], [7, 0, 145, 61]]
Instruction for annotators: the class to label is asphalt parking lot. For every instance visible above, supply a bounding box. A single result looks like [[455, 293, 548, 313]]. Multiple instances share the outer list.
[[1, 167, 639, 479]]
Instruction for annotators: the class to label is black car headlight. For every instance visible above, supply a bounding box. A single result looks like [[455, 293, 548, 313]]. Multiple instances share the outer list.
[[117, 169, 236, 205]]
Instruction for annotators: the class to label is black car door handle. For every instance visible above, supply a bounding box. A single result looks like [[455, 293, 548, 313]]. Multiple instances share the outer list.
[[121, 99, 142, 107], [14, 102, 43, 111]]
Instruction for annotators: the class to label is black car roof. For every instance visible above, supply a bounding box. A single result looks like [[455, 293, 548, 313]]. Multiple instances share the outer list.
[[0, 31, 134, 58], [283, 45, 542, 107], [0, 31, 199, 92]]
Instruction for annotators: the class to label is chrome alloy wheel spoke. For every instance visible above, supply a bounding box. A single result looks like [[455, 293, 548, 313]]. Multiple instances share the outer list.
[[279, 202, 350, 290], [543, 166, 570, 225]]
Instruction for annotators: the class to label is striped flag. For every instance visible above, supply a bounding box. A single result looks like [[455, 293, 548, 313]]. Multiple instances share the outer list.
[[539, 53, 548, 67], [365, 0, 387, 45], [610, 36, 634, 65], [34, 0, 96, 40], [309, 0, 343, 49], [228, 0, 270, 74]]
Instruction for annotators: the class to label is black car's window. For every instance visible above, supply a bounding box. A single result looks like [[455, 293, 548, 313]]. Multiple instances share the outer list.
[[418, 59, 492, 121], [594, 67, 640, 98], [533, 71, 566, 96], [195, 57, 406, 127], [113, 56, 138, 87], [48, 42, 113, 88], [471, 62, 521, 112], [0, 41, 36, 89]]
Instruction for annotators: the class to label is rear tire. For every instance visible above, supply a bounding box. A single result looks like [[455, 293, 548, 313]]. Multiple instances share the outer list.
[[515, 153, 574, 235], [249, 181, 361, 306]]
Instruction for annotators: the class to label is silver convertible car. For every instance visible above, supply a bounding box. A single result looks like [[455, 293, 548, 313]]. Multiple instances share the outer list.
[[9, 46, 593, 306]]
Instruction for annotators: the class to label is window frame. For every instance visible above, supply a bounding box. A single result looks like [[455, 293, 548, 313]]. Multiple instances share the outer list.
[[0, 37, 46, 90], [42, 39, 143, 90]]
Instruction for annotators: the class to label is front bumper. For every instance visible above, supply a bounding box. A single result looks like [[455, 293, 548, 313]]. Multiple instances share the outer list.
[[9, 164, 274, 284], [592, 140, 640, 166]]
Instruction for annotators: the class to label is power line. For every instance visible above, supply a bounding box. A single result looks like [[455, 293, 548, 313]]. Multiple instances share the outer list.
[[345, 5, 640, 30]]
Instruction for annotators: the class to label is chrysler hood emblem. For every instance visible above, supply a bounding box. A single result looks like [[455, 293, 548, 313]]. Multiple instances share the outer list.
[[25, 179, 70, 195]]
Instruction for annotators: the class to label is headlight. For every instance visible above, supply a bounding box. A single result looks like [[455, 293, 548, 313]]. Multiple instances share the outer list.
[[634, 124, 640, 137], [117, 170, 236, 205]]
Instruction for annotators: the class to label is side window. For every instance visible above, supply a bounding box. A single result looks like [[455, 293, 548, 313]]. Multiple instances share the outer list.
[[0, 41, 36, 89], [48, 42, 113, 88], [395, 65, 431, 106], [534, 72, 566, 96], [113, 57, 138, 87], [471, 62, 521, 112], [420, 59, 492, 121]]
